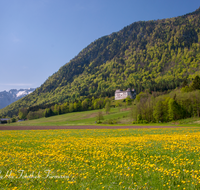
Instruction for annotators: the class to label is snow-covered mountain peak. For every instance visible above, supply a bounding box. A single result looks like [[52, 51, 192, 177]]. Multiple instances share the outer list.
[[0, 88, 36, 109], [15, 88, 35, 98]]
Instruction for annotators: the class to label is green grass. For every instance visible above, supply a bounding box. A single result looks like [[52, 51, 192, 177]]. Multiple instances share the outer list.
[[0, 128, 200, 189], [5, 107, 131, 126], [3, 105, 200, 127]]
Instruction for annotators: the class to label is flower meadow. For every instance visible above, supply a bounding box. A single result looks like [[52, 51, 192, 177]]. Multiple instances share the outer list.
[[0, 128, 200, 189]]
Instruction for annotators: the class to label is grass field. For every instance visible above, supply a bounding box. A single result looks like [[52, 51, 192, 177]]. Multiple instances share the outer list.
[[0, 127, 200, 189], [4, 106, 200, 127], [5, 107, 132, 126]]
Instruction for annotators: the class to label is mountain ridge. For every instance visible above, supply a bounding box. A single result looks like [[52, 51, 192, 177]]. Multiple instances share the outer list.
[[1, 7, 200, 117], [0, 88, 36, 110]]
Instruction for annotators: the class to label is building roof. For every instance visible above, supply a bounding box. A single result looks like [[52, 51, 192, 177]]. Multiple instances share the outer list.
[[115, 89, 122, 92], [0, 118, 10, 121], [116, 88, 134, 93]]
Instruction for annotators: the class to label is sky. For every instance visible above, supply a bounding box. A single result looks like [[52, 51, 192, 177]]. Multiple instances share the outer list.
[[0, 0, 199, 92]]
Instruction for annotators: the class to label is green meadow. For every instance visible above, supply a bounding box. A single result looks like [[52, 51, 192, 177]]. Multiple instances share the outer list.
[[3, 105, 200, 127], [0, 127, 200, 189], [4, 107, 132, 126]]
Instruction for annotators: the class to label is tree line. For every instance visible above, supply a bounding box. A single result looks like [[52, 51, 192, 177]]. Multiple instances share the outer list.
[[17, 97, 112, 120], [133, 76, 200, 123]]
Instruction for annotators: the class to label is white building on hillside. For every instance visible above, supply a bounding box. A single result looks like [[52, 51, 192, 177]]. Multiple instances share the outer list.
[[115, 88, 136, 100]]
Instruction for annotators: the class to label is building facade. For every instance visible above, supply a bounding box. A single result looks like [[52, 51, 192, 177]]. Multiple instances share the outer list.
[[115, 88, 136, 100]]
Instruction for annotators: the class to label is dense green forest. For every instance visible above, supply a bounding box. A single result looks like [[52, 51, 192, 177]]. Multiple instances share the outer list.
[[134, 76, 200, 123], [1, 7, 200, 117]]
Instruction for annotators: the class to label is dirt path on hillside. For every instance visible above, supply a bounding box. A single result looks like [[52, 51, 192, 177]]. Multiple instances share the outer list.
[[0, 125, 183, 130]]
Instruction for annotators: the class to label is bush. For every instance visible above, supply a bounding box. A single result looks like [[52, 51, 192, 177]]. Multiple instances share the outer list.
[[181, 86, 192, 92], [11, 118, 17, 123], [27, 110, 45, 120], [108, 119, 113, 124], [142, 120, 148, 124], [132, 120, 148, 124]]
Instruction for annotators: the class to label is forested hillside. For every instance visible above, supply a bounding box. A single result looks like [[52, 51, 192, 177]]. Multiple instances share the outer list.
[[1, 7, 200, 117]]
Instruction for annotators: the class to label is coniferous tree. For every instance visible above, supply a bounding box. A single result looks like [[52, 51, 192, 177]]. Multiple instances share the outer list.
[[191, 76, 200, 90]]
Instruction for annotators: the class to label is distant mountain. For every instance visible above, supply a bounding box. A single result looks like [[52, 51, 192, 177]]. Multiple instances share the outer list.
[[0, 88, 35, 109], [0, 7, 200, 117]]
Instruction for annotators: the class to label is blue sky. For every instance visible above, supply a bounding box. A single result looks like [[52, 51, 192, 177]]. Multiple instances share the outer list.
[[0, 0, 199, 92]]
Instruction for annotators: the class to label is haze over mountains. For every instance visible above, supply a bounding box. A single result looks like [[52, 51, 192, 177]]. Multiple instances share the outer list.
[[0, 88, 35, 109], [0, 7, 200, 117]]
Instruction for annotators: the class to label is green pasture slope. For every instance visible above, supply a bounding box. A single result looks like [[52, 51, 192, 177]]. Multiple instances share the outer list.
[[3, 106, 200, 127], [4, 107, 131, 126]]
